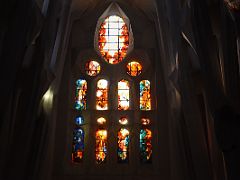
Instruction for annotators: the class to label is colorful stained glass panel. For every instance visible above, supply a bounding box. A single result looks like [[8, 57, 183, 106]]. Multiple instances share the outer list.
[[140, 128, 152, 163], [140, 80, 151, 110], [98, 15, 129, 64], [117, 128, 130, 163], [85, 60, 101, 76], [75, 79, 87, 110], [72, 128, 84, 163], [96, 129, 107, 163], [127, 61, 142, 76], [96, 79, 108, 110], [118, 80, 129, 110]]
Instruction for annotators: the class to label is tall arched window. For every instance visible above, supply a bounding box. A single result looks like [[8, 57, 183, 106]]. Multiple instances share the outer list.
[[118, 79, 130, 110], [96, 79, 108, 110], [140, 80, 151, 110]]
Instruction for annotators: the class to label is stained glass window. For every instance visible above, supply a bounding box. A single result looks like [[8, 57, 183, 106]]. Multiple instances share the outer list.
[[96, 79, 108, 110], [98, 15, 129, 64], [140, 80, 151, 110], [118, 79, 129, 110], [72, 128, 84, 163], [119, 117, 128, 125], [75, 116, 84, 125], [140, 128, 152, 163], [96, 129, 107, 164], [117, 128, 130, 163], [97, 117, 107, 125], [127, 61, 142, 76], [141, 118, 150, 125], [75, 79, 87, 110], [85, 60, 101, 76]]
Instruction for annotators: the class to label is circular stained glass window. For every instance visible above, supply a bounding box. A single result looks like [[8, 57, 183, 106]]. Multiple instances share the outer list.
[[98, 15, 129, 64], [85, 60, 101, 76], [127, 61, 142, 76]]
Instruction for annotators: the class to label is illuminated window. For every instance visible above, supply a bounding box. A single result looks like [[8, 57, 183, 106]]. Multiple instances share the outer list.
[[140, 128, 152, 163], [85, 60, 101, 76], [127, 61, 142, 76], [118, 80, 130, 110], [117, 128, 130, 163], [72, 127, 84, 163], [75, 79, 87, 110], [98, 15, 129, 64], [141, 118, 150, 126], [140, 80, 151, 110], [75, 116, 84, 125], [97, 117, 107, 125], [96, 79, 108, 110], [119, 117, 128, 125], [96, 129, 107, 164]]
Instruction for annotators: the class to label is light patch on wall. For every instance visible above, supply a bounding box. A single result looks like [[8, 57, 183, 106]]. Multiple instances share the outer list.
[[42, 87, 54, 113]]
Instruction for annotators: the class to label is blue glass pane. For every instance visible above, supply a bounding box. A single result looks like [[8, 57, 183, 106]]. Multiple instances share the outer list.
[[75, 116, 84, 125], [72, 128, 84, 163]]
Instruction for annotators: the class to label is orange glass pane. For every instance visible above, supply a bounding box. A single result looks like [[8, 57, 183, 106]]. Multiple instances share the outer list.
[[127, 61, 142, 76], [119, 117, 128, 125], [96, 129, 107, 163], [140, 80, 151, 110], [85, 60, 101, 76], [118, 80, 129, 110], [96, 79, 108, 110], [141, 118, 150, 125], [117, 128, 130, 163], [98, 15, 129, 64], [97, 117, 107, 125]]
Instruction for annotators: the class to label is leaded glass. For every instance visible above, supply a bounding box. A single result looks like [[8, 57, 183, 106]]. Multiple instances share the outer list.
[[117, 128, 130, 163], [96, 129, 107, 163], [96, 79, 108, 110], [85, 60, 101, 76], [75, 79, 87, 110], [118, 80, 129, 110], [140, 128, 152, 163], [140, 80, 151, 110], [98, 15, 129, 64], [72, 128, 84, 163]]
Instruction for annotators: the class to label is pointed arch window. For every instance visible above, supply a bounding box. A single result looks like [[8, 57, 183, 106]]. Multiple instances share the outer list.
[[140, 80, 151, 110], [96, 79, 108, 110], [118, 79, 130, 110]]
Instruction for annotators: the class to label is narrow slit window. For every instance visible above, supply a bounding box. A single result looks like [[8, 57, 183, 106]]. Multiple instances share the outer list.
[[96, 79, 108, 110], [117, 128, 130, 163], [118, 80, 130, 110], [75, 79, 87, 110], [96, 129, 107, 164], [140, 128, 152, 163], [140, 80, 151, 110], [72, 128, 84, 163]]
